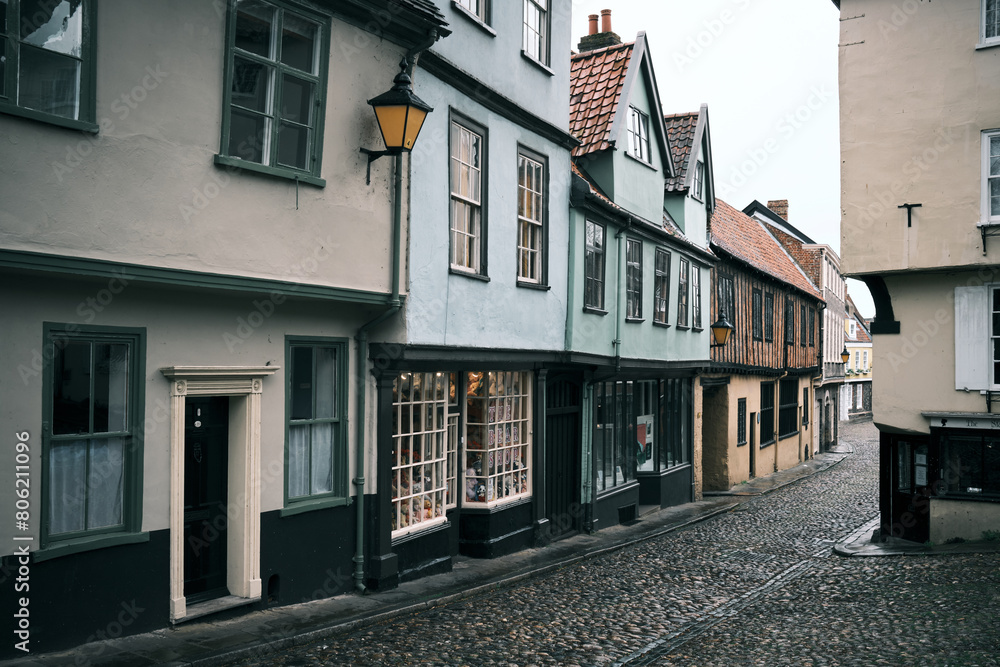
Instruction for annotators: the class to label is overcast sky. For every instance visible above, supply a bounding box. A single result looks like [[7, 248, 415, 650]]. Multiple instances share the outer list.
[[569, 1, 875, 318]]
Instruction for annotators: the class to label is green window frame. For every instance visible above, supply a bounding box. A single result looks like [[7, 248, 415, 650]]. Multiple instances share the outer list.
[[0, 0, 98, 132], [284, 337, 348, 513], [41, 324, 146, 556], [217, 0, 329, 187]]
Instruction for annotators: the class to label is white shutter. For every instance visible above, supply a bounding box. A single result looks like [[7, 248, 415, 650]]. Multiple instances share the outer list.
[[955, 285, 989, 390]]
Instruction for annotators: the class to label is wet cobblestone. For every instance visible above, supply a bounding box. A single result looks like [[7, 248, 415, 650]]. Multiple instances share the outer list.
[[231, 420, 1000, 666]]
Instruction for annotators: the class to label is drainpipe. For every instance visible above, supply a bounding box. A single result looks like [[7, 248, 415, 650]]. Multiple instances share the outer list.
[[352, 31, 439, 594], [613, 222, 629, 372]]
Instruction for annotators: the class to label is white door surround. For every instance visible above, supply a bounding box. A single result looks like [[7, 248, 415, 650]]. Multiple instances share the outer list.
[[160, 366, 279, 623]]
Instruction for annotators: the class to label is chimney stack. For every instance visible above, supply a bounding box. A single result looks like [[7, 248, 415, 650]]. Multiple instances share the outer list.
[[577, 9, 622, 52], [601, 9, 612, 33], [768, 199, 789, 221]]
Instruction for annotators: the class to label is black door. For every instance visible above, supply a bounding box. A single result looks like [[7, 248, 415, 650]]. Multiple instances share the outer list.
[[184, 396, 230, 604], [748, 412, 756, 479], [545, 376, 581, 540], [886, 436, 931, 543]]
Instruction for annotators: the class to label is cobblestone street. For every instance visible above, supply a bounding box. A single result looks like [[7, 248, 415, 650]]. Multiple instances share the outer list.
[[231, 420, 1000, 667]]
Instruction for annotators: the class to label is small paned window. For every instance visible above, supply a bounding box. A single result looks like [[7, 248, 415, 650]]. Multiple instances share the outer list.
[[800, 304, 807, 347], [802, 388, 809, 425], [522, 0, 547, 64], [465, 371, 532, 506], [692, 265, 702, 328], [0, 0, 96, 129], [456, 0, 489, 23], [752, 288, 763, 341], [626, 106, 651, 163], [450, 118, 486, 274], [222, 0, 328, 181], [44, 326, 145, 545], [287, 341, 346, 502], [692, 160, 705, 201], [760, 382, 775, 446], [737, 397, 747, 446], [863, 350, 868, 369], [517, 150, 546, 284], [717, 273, 735, 331], [983, 0, 1000, 46], [778, 378, 798, 439], [653, 248, 671, 324], [809, 307, 816, 346], [983, 130, 1000, 223], [445, 373, 459, 508], [584, 220, 605, 310], [943, 434, 1000, 497], [677, 258, 690, 327], [785, 297, 795, 344], [626, 238, 643, 319], [764, 292, 774, 342]]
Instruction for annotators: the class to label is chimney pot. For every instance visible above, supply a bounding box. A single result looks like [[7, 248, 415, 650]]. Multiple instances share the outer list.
[[601, 9, 612, 34], [588, 14, 598, 35]]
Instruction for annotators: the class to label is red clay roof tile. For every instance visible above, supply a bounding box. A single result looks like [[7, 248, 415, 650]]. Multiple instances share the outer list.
[[570, 42, 635, 158]]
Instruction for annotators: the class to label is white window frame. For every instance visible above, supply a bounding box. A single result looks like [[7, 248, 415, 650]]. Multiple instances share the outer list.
[[450, 117, 486, 274], [522, 0, 548, 64], [692, 265, 702, 329], [983, 129, 1000, 223], [626, 106, 651, 164], [653, 248, 671, 325], [981, 0, 1000, 47], [517, 150, 545, 284], [626, 238, 643, 320], [456, 0, 489, 24], [692, 160, 705, 201], [677, 257, 690, 327]]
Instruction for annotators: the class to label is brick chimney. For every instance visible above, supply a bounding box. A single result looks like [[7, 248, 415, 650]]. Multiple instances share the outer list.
[[577, 8, 622, 52], [768, 199, 789, 221]]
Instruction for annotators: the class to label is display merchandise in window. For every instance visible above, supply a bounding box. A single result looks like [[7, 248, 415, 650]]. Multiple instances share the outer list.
[[391, 373, 449, 535], [465, 371, 531, 505]]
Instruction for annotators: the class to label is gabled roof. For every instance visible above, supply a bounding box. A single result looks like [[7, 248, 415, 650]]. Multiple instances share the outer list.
[[846, 316, 872, 344], [664, 104, 715, 213], [710, 199, 823, 301], [743, 200, 816, 244], [569, 33, 675, 176]]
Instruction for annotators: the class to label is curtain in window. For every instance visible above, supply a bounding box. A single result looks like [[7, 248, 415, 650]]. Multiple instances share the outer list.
[[288, 424, 309, 498], [49, 437, 123, 534]]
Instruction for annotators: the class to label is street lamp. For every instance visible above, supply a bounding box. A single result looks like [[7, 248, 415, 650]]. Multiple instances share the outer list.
[[841, 347, 850, 364], [710, 311, 734, 348], [361, 57, 433, 185]]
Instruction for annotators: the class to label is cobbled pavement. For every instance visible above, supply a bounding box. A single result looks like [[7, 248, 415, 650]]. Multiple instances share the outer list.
[[231, 420, 1000, 666]]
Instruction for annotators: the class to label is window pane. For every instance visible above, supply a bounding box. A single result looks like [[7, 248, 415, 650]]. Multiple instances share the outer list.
[[53, 341, 91, 435], [991, 178, 1000, 217], [314, 347, 337, 419], [20, 0, 83, 57], [280, 74, 313, 125], [277, 122, 309, 169], [235, 0, 274, 58], [19, 45, 80, 119], [87, 437, 124, 529], [93, 343, 128, 434], [290, 346, 313, 420], [49, 440, 87, 534], [231, 56, 272, 113], [287, 424, 309, 498], [281, 13, 317, 73], [310, 423, 333, 494], [229, 107, 268, 163]]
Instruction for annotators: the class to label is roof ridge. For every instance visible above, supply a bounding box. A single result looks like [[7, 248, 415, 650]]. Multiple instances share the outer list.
[[571, 40, 635, 61]]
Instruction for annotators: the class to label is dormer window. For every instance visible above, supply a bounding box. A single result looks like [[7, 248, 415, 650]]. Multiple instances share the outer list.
[[693, 160, 705, 201], [626, 106, 651, 164], [849, 320, 857, 338]]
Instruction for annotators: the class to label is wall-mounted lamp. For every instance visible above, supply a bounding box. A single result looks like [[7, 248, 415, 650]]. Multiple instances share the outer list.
[[841, 347, 850, 364], [361, 58, 433, 185], [710, 311, 734, 348]]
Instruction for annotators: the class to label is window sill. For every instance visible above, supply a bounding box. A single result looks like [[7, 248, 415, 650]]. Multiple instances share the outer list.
[[583, 306, 608, 316], [936, 493, 1000, 503], [0, 103, 99, 133], [692, 326, 704, 332], [517, 280, 551, 291], [450, 267, 490, 282], [214, 154, 326, 187], [34, 531, 150, 563], [736, 441, 748, 447], [624, 151, 657, 171], [759, 440, 775, 449], [392, 517, 450, 544], [462, 494, 533, 513], [676, 324, 690, 331], [653, 320, 671, 329], [521, 51, 555, 76], [975, 39, 1000, 50], [779, 430, 800, 440], [452, 2, 496, 36], [280, 495, 351, 518], [625, 317, 645, 323]]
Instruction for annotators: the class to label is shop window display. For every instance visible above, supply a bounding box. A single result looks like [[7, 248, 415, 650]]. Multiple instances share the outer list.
[[391, 373, 448, 536], [465, 371, 532, 505]]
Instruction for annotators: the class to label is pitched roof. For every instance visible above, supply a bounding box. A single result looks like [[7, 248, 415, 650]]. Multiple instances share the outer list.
[[664, 111, 698, 191], [570, 42, 634, 157], [710, 199, 822, 301]]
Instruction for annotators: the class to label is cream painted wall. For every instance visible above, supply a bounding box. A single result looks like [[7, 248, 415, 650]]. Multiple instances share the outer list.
[[930, 499, 1000, 543], [0, 1, 406, 294], [839, 0, 1000, 275], [0, 274, 379, 554]]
